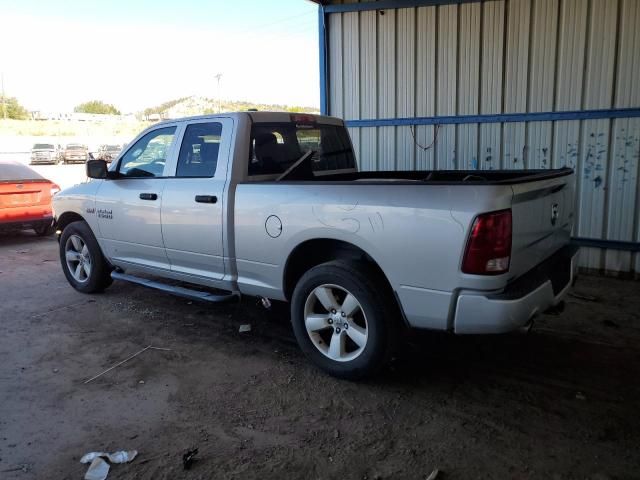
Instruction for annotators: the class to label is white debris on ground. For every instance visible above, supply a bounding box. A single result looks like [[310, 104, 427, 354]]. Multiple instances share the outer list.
[[80, 450, 138, 480], [83, 458, 109, 480], [425, 468, 440, 480]]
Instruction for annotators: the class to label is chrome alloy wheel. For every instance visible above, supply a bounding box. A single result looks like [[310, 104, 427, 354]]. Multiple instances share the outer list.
[[65, 234, 92, 283], [303, 284, 368, 362]]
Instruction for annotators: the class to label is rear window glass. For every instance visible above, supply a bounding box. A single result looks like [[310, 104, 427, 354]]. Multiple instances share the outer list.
[[248, 123, 355, 176], [0, 162, 45, 181]]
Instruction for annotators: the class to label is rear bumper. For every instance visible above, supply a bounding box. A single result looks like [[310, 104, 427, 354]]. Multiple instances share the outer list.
[[453, 245, 579, 334], [1, 203, 54, 226], [30, 159, 57, 164]]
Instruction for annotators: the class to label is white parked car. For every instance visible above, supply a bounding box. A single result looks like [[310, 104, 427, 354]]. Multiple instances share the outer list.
[[30, 143, 62, 165]]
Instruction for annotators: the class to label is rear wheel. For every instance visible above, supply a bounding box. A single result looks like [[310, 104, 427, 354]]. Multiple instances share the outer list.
[[291, 261, 398, 380], [33, 221, 54, 236], [59, 221, 112, 293]]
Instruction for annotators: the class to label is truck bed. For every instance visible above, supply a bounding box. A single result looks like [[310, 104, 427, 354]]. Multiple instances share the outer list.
[[286, 167, 574, 185], [236, 166, 575, 327]]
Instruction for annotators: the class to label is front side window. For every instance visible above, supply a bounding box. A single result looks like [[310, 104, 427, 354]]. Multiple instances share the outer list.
[[248, 123, 355, 176], [176, 122, 222, 177], [119, 126, 176, 177]]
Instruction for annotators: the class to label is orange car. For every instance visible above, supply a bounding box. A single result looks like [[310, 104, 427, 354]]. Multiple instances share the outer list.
[[0, 161, 60, 235]]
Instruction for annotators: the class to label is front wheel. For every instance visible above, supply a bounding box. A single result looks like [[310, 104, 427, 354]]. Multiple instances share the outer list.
[[59, 221, 112, 293], [291, 261, 398, 380]]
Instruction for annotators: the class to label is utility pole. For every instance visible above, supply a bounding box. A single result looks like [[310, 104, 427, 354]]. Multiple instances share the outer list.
[[214, 73, 223, 113], [1, 72, 7, 120]]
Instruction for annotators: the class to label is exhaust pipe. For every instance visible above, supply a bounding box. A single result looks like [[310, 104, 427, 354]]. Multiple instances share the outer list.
[[259, 297, 272, 310]]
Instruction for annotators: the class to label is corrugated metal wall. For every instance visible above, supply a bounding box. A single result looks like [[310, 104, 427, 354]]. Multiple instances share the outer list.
[[323, 0, 640, 273]]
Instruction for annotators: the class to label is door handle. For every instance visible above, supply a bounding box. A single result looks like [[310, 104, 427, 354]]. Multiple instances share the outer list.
[[139, 193, 158, 200], [195, 195, 217, 204]]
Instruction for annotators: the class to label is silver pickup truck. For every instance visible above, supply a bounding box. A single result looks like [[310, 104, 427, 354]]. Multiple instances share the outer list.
[[53, 112, 578, 378]]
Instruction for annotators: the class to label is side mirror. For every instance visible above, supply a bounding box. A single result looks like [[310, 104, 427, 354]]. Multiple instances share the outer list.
[[86, 159, 108, 179]]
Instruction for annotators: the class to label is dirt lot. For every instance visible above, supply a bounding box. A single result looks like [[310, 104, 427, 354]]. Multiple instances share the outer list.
[[1, 231, 639, 480]]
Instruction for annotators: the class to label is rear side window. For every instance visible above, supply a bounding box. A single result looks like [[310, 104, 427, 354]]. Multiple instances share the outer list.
[[248, 123, 355, 176], [176, 122, 222, 177]]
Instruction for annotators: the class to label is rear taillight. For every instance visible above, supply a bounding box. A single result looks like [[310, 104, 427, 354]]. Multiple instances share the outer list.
[[462, 209, 512, 275], [50, 184, 60, 196]]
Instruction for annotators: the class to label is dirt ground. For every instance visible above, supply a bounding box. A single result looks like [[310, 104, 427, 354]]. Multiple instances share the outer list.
[[1, 231, 639, 480]]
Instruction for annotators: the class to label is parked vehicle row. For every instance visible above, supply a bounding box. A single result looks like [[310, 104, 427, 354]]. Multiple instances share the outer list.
[[30, 143, 125, 165], [53, 111, 579, 379], [96, 144, 125, 163]]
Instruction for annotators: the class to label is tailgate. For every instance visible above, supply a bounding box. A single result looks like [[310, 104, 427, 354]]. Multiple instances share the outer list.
[[0, 181, 52, 209], [509, 172, 575, 280]]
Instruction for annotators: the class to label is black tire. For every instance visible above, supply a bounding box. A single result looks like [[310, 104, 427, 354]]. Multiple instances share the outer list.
[[33, 221, 54, 236], [59, 220, 113, 293], [291, 260, 399, 380]]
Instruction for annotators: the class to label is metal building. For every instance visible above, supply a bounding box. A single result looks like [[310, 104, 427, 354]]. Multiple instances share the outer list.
[[312, 0, 640, 274]]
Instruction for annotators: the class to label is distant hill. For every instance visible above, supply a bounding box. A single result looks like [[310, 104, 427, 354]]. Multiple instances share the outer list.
[[141, 96, 319, 120]]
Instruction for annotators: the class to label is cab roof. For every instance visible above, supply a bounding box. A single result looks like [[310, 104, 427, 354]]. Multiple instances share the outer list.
[[152, 111, 344, 127]]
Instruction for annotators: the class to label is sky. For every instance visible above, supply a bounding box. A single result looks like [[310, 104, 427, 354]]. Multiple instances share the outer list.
[[0, 0, 320, 113]]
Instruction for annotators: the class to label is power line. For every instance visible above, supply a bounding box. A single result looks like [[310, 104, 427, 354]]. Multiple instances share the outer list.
[[241, 10, 312, 34], [245, 20, 317, 43], [214, 73, 223, 113]]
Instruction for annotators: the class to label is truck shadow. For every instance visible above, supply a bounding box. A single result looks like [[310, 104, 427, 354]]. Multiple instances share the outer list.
[[382, 326, 640, 401], [0, 229, 56, 247], [229, 297, 640, 402], [98, 267, 640, 403]]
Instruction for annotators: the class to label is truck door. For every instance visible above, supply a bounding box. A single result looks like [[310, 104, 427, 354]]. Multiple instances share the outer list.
[[95, 124, 179, 271], [160, 118, 233, 281]]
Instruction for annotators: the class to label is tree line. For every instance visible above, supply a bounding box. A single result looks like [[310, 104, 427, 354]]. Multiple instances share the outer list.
[[0, 97, 122, 119], [2, 95, 318, 120]]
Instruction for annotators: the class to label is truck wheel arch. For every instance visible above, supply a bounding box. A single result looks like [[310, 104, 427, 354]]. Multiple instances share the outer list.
[[56, 212, 86, 233], [282, 238, 396, 304]]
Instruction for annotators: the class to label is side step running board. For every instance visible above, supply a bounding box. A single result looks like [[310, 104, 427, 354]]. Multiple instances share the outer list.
[[110, 271, 240, 303]]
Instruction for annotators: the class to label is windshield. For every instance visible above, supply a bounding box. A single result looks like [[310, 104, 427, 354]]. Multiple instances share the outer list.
[[33, 144, 54, 150], [66, 145, 85, 150], [248, 122, 355, 176]]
